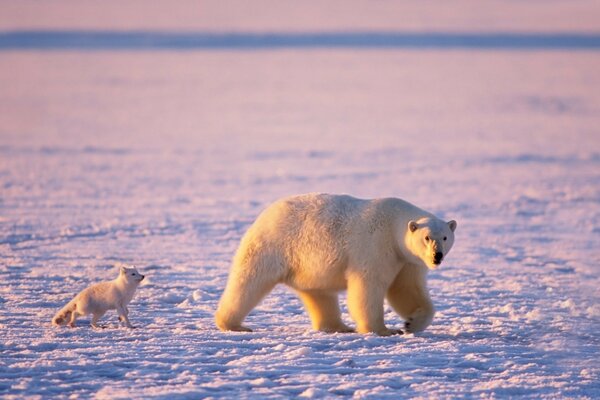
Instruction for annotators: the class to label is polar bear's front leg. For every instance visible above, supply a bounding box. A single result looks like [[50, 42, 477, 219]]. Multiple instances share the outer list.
[[296, 290, 353, 333], [347, 273, 400, 336], [386, 266, 435, 333], [387, 288, 434, 333], [403, 304, 434, 333]]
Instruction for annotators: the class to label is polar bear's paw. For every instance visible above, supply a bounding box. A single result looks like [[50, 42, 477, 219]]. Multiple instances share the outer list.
[[384, 328, 404, 336], [403, 308, 434, 334], [403, 317, 430, 334], [378, 328, 404, 336], [216, 319, 253, 332], [404, 318, 416, 333], [320, 324, 355, 334], [228, 325, 253, 332]]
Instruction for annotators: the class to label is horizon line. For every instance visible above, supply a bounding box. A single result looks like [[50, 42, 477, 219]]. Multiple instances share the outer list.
[[1, 30, 600, 51]]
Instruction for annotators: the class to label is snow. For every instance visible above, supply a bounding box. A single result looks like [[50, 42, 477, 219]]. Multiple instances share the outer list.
[[1, 1, 600, 398]]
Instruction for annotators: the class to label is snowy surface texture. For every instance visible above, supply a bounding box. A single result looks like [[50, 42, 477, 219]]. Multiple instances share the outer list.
[[1, 1, 600, 398]]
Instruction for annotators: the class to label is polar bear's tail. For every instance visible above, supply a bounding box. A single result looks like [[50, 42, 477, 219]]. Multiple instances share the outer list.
[[52, 299, 76, 326]]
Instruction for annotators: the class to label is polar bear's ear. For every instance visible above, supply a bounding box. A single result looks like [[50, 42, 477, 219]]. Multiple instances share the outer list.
[[408, 220, 419, 232], [448, 220, 457, 232], [119, 266, 127, 274]]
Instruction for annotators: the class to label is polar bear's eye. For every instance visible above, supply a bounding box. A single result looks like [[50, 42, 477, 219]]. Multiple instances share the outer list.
[[425, 236, 430, 242], [443, 236, 447, 241]]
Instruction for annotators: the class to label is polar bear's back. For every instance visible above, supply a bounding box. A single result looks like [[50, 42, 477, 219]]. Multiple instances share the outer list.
[[232, 193, 427, 290], [251, 193, 364, 244], [232, 194, 359, 288]]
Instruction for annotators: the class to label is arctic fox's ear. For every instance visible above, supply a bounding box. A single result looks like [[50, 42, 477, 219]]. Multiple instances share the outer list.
[[408, 220, 419, 233], [448, 220, 457, 232]]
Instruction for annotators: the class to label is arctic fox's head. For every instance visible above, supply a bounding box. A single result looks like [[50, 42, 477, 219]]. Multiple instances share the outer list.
[[405, 217, 457, 270], [119, 266, 145, 284]]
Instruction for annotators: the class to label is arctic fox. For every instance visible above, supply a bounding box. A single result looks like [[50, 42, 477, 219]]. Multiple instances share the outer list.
[[52, 266, 145, 328]]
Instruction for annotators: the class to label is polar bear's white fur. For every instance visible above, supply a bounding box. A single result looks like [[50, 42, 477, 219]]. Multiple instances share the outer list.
[[215, 193, 456, 336]]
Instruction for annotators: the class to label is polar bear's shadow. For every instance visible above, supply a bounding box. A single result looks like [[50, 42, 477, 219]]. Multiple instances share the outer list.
[[245, 289, 415, 336], [247, 296, 497, 342]]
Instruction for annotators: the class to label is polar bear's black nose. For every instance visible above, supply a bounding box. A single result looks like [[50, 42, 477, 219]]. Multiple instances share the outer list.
[[434, 252, 443, 264]]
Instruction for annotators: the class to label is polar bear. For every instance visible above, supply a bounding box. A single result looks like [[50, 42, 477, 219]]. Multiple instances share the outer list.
[[215, 193, 456, 336]]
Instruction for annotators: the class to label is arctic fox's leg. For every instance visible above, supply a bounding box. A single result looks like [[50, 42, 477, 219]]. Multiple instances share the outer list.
[[68, 310, 79, 328], [296, 290, 353, 333], [91, 311, 106, 328], [346, 273, 400, 336], [117, 305, 134, 328]]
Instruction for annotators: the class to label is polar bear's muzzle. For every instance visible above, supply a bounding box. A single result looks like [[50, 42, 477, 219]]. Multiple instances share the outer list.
[[433, 252, 443, 265]]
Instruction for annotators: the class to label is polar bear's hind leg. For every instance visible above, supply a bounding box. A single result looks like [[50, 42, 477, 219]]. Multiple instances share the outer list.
[[215, 255, 281, 332], [296, 290, 353, 333], [346, 273, 399, 336]]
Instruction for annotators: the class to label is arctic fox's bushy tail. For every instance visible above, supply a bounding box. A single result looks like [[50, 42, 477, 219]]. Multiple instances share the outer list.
[[52, 300, 76, 326]]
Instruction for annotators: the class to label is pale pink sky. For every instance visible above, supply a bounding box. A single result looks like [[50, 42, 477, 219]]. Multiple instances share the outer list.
[[1, 0, 599, 33]]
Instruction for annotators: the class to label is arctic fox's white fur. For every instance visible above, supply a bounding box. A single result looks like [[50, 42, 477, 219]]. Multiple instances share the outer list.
[[52, 266, 145, 329], [216, 193, 457, 336]]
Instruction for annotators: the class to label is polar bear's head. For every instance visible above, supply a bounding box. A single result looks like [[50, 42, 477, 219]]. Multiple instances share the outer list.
[[405, 217, 457, 269]]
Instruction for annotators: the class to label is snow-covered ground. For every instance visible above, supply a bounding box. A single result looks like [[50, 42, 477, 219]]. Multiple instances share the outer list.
[[1, 1, 600, 398]]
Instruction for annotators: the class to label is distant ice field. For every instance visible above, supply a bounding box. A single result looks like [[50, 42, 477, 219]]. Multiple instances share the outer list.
[[2, 30, 600, 50], [1, 27, 599, 399]]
